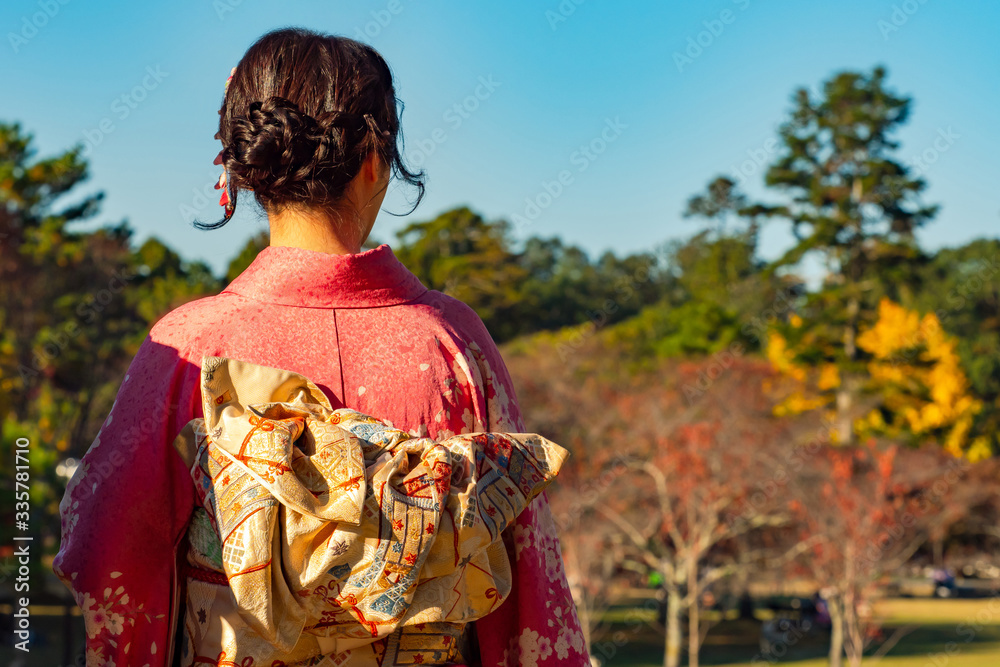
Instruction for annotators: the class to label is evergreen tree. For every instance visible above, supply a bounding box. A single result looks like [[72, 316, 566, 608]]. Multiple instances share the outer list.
[[0, 122, 219, 566], [756, 66, 937, 443]]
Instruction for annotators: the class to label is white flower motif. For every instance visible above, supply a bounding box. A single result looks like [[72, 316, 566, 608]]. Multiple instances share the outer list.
[[571, 625, 586, 656], [543, 542, 564, 582], [61, 461, 90, 505], [554, 632, 571, 660], [518, 627, 553, 667], [79, 592, 97, 612], [74, 581, 141, 648], [513, 523, 534, 557], [84, 603, 110, 639], [62, 499, 80, 538], [547, 602, 587, 660], [106, 612, 125, 635]]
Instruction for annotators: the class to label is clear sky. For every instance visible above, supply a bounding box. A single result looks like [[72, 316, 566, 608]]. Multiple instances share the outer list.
[[2, 0, 998, 275]]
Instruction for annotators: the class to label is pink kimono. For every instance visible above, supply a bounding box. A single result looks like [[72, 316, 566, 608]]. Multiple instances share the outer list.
[[53, 243, 589, 667]]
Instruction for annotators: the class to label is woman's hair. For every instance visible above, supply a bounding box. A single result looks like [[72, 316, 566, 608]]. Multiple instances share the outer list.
[[199, 27, 425, 230]]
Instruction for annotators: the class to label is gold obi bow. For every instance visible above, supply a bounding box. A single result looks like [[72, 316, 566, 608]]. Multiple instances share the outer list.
[[172, 356, 569, 657]]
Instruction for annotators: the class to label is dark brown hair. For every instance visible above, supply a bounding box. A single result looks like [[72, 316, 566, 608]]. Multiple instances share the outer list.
[[198, 27, 424, 230]]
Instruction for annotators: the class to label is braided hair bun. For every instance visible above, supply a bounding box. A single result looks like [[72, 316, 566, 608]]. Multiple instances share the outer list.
[[202, 28, 424, 229]]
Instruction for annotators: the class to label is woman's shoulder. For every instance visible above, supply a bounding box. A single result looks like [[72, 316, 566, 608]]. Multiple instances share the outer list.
[[410, 290, 516, 381], [412, 290, 523, 431], [412, 289, 497, 347], [146, 291, 242, 358]]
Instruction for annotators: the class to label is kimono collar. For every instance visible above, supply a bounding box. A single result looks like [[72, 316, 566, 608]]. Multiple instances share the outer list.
[[223, 243, 429, 308]]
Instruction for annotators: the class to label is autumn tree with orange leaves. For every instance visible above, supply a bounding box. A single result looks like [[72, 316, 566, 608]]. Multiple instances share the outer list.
[[788, 441, 969, 667], [568, 358, 799, 667]]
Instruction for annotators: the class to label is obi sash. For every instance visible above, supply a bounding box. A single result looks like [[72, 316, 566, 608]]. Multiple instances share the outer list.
[[172, 356, 569, 665]]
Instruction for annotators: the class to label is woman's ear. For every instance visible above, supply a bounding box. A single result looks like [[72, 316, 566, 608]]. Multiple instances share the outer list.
[[362, 151, 377, 184], [363, 151, 389, 187]]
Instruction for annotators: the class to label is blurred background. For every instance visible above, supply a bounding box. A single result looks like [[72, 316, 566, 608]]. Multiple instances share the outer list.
[[1, 1, 998, 665]]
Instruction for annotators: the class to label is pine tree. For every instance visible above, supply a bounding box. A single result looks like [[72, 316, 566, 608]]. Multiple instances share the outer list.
[[757, 66, 937, 443]]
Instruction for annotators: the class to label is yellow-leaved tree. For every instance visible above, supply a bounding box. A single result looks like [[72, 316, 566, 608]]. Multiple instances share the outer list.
[[765, 298, 988, 460], [855, 298, 987, 460]]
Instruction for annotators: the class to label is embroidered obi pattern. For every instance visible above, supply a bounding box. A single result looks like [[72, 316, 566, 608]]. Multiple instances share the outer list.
[[173, 356, 569, 666]]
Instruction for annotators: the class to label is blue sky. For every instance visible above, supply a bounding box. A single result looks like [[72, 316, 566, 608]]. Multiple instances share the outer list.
[[2, 0, 998, 275]]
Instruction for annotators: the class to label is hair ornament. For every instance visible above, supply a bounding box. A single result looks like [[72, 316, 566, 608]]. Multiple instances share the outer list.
[[214, 66, 237, 217], [363, 113, 391, 138]]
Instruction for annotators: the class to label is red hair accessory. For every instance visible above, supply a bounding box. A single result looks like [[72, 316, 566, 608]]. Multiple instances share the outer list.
[[215, 67, 237, 217]]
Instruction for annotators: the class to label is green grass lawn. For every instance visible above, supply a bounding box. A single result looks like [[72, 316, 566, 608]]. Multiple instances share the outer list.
[[592, 597, 1000, 666], [5, 595, 998, 666]]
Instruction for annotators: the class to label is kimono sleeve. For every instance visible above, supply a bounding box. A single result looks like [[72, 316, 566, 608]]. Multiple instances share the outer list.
[[52, 330, 201, 667], [463, 334, 590, 666]]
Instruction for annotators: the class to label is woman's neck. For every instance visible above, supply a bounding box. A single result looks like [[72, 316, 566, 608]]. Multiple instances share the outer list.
[[266, 157, 387, 255], [268, 207, 369, 256]]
